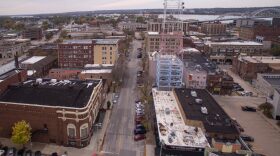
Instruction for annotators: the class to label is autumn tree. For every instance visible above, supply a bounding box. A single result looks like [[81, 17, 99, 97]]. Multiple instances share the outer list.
[[11, 120, 32, 146]]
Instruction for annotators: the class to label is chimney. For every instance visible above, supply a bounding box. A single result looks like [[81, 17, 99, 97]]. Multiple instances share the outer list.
[[14, 54, 19, 69]]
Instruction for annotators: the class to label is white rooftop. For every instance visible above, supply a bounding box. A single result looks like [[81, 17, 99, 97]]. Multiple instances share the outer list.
[[27, 70, 36, 76], [206, 41, 263, 46], [21, 56, 46, 64], [152, 89, 209, 149], [84, 64, 114, 68], [81, 69, 112, 74], [147, 31, 159, 35]]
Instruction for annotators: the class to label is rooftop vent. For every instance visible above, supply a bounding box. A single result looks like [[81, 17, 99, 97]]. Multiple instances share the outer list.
[[201, 107, 208, 114], [195, 99, 203, 104], [36, 78, 42, 84], [191, 91, 197, 97]]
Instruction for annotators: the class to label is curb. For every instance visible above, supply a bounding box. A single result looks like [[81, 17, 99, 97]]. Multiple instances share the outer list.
[[257, 111, 280, 133]]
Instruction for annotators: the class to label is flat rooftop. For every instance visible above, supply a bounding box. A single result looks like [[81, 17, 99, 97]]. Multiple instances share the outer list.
[[206, 41, 263, 46], [0, 79, 101, 108], [239, 56, 280, 64], [184, 53, 217, 74], [152, 89, 209, 149], [21, 56, 46, 65], [62, 39, 118, 45], [261, 74, 280, 86], [0, 69, 23, 81], [174, 88, 239, 135], [81, 69, 112, 74]]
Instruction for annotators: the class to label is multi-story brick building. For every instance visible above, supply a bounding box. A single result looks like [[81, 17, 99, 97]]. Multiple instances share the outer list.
[[20, 55, 58, 77], [58, 40, 94, 68], [204, 41, 264, 64], [0, 79, 104, 148], [201, 23, 227, 35], [182, 50, 234, 95], [93, 39, 119, 65], [0, 39, 31, 59], [147, 21, 189, 34], [239, 24, 280, 41], [58, 39, 119, 68], [22, 27, 43, 40], [232, 56, 280, 81], [145, 31, 182, 53]]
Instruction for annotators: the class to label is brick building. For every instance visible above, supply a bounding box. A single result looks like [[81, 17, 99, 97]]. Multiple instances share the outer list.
[[0, 69, 27, 95], [0, 79, 104, 148], [0, 39, 31, 59], [58, 39, 119, 68], [22, 27, 43, 40], [232, 56, 280, 81], [201, 23, 227, 35], [20, 56, 58, 77], [58, 40, 94, 68], [204, 41, 264, 64], [239, 24, 280, 41]]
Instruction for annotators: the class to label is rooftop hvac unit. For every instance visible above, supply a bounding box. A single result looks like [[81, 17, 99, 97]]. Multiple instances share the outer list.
[[36, 78, 42, 83], [195, 99, 203, 104], [191, 91, 197, 97], [201, 107, 208, 114]]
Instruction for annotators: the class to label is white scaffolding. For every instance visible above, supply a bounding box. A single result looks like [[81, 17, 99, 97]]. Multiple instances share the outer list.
[[156, 55, 184, 90]]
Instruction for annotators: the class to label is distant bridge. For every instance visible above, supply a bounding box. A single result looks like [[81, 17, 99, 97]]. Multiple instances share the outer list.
[[187, 8, 280, 24]]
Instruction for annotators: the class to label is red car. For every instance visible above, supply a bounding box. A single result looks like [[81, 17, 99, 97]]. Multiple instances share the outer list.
[[134, 134, 146, 141]]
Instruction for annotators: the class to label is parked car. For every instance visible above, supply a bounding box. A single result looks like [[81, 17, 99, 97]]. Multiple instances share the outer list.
[[136, 124, 145, 129], [136, 112, 145, 116], [134, 134, 146, 141], [7, 147, 16, 156], [241, 106, 257, 112], [135, 108, 144, 112], [25, 150, 32, 156], [240, 134, 254, 142], [0, 147, 8, 156], [51, 152, 58, 156], [134, 128, 146, 135], [0, 150, 4, 156], [17, 148, 26, 156], [240, 91, 253, 96], [35, 151, 42, 156]]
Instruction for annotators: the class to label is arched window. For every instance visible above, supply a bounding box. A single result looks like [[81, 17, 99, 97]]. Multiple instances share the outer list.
[[67, 123, 76, 138], [80, 123, 89, 139]]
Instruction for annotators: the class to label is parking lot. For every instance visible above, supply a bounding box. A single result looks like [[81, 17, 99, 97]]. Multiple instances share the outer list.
[[214, 95, 280, 156]]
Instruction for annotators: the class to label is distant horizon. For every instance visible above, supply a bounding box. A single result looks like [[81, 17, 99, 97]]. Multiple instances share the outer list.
[[0, 0, 280, 16], [2, 6, 280, 17]]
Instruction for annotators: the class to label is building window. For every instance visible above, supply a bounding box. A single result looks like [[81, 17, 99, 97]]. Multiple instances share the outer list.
[[67, 124, 76, 138], [80, 123, 89, 139], [110, 47, 113, 50]]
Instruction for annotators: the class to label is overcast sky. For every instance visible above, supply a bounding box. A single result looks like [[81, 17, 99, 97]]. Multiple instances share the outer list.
[[0, 0, 280, 15]]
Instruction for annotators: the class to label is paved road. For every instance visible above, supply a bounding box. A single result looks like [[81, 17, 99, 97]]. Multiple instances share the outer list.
[[101, 40, 145, 156], [214, 95, 280, 156]]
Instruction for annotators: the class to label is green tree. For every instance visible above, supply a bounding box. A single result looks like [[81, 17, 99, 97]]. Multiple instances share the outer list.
[[60, 30, 68, 39], [271, 45, 280, 56], [14, 22, 25, 31], [11, 120, 32, 146], [136, 16, 146, 23], [42, 21, 50, 30], [107, 101, 111, 109], [45, 32, 54, 40]]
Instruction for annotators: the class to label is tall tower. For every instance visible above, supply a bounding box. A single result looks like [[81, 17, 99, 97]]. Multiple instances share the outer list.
[[156, 0, 185, 90]]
